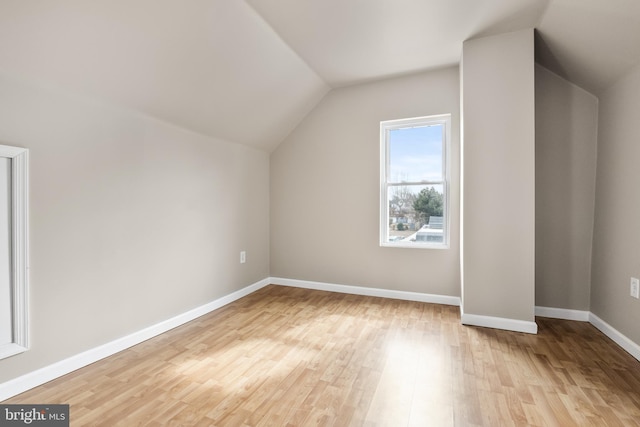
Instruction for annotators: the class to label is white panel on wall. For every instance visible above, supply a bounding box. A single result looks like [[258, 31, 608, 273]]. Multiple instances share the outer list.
[[0, 144, 29, 361], [0, 158, 11, 346]]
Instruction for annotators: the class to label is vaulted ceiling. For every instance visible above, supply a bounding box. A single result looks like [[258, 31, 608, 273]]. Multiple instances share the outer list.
[[1, 1, 638, 151]]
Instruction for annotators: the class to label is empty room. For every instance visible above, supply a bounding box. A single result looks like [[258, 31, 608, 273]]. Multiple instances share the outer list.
[[1, 0, 640, 425]]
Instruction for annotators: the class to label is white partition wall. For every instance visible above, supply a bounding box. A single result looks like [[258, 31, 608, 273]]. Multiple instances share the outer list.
[[460, 29, 537, 333]]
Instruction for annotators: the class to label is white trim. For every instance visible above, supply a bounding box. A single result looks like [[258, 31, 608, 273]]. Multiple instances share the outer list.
[[589, 312, 640, 362], [4, 274, 638, 402], [0, 145, 28, 158], [0, 278, 270, 402], [379, 114, 452, 249], [0, 344, 28, 362], [535, 306, 590, 322], [461, 311, 538, 334], [270, 277, 461, 306], [535, 307, 640, 363], [0, 145, 29, 360], [227, 285, 640, 363]]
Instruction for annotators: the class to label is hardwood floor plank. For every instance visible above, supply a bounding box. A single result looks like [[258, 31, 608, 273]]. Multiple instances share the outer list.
[[4, 285, 640, 426]]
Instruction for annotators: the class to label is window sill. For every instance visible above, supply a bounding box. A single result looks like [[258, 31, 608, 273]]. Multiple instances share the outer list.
[[380, 242, 449, 250]]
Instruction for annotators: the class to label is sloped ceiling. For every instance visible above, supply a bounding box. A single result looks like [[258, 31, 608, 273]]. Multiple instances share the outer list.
[[247, 0, 549, 87], [0, 0, 329, 151], [0, 1, 638, 151], [536, 0, 640, 94]]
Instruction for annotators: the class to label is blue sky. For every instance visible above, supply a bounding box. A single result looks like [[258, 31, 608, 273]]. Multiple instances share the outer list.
[[388, 124, 443, 182]]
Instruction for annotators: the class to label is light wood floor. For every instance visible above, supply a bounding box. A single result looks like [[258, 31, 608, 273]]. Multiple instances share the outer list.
[[5, 285, 640, 426]]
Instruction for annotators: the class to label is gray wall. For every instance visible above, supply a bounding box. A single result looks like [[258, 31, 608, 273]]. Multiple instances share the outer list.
[[591, 62, 640, 345], [535, 65, 598, 311], [0, 72, 270, 383], [461, 29, 536, 323], [4, 29, 638, 390], [270, 67, 461, 296]]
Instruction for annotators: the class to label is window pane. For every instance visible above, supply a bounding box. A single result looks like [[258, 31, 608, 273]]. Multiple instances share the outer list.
[[387, 184, 444, 243], [388, 124, 443, 183]]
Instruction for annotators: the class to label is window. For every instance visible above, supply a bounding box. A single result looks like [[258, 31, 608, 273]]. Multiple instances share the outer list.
[[380, 114, 450, 248]]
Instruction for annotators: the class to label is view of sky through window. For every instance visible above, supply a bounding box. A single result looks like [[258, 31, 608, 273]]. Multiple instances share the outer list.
[[388, 124, 443, 183]]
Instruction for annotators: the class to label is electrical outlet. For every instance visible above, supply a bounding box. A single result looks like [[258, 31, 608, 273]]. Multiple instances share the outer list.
[[631, 277, 640, 299], [240, 251, 246, 264]]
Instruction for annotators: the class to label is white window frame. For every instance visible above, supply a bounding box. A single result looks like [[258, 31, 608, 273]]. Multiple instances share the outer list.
[[0, 144, 29, 360], [380, 114, 451, 249]]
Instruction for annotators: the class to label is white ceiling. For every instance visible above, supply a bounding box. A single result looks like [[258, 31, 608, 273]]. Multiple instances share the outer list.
[[1, 1, 639, 151], [247, 0, 549, 87], [0, 0, 329, 151], [536, 0, 640, 94]]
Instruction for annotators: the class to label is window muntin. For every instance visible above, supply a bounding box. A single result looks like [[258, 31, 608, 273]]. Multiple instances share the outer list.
[[380, 115, 450, 248]]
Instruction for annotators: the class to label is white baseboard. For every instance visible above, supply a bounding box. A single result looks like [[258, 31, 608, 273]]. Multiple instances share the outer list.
[[0, 278, 271, 402], [589, 312, 640, 362], [535, 306, 640, 363], [460, 311, 538, 334], [535, 306, 590, 321], [273, 277, 536, 334], [270, 277, 461, 306], [3, 277, 638, 402]]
